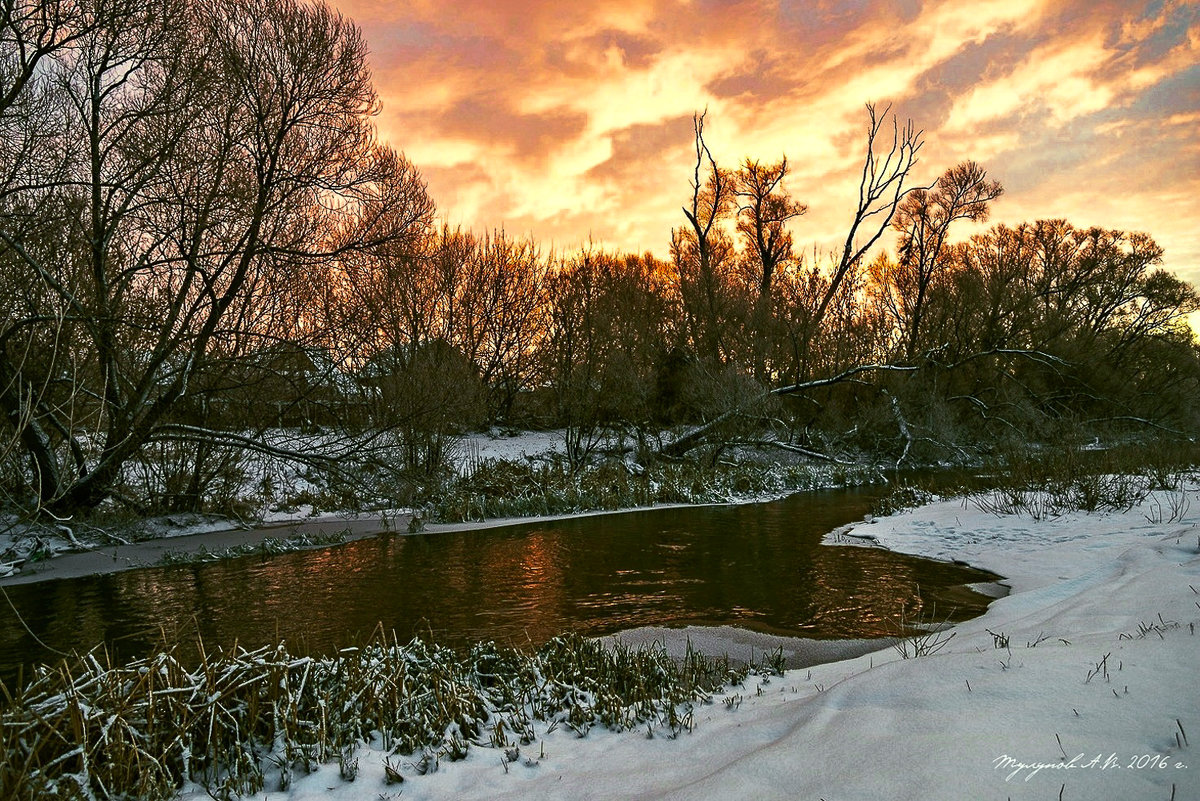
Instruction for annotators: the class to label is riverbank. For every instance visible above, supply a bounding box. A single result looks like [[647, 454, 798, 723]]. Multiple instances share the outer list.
[[161, 480, 1196, 801], [0, 500, 770, 586], [1, 427, 882, 585]]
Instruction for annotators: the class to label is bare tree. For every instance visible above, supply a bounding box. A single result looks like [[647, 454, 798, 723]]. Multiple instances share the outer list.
[[454, 231, 548, 421], [803, 104, 923, 369], [542, 248, 675, 467], [733, 156, 806, 379], [0, 1, 82, 221], [734, 157, 806, 301], [672, 111, 737, 363], [663, 105, 923, 456], [335, 168, 493, 475], [887, 160, 1003, 358], [0, 0, 100, 114], [0, 0, 423, 516], [336, 152, 438, 366]]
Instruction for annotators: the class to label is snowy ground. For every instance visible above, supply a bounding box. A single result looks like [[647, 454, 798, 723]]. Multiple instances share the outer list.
[[456, 428, 569, 471], [175, 483, 1200, 801]]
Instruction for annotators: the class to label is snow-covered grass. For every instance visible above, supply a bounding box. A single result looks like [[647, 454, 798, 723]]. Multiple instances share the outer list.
[[0, 633, 765, 800], [5, 477, 1198, 800], [155, 530, 350, 565], [426, 453, 872, 523]]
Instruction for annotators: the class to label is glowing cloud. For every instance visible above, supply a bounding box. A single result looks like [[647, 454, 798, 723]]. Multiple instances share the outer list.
[[334, 0, 1200, 286]]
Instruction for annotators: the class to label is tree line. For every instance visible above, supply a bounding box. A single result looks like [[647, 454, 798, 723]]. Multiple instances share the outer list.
[[2, 0, 1197, 518]]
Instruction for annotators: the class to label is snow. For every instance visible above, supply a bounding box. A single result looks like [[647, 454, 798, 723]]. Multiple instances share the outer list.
[[174, 483, 1200, 801], [456, 428, 568, 472]]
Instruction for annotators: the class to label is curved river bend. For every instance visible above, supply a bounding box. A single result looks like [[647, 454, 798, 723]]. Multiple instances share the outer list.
[[0, 486, 997, 680]]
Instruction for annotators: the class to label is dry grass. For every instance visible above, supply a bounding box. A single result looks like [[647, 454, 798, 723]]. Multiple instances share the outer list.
[[0, 631, 761, 800], [968, 443, 1199, 519]]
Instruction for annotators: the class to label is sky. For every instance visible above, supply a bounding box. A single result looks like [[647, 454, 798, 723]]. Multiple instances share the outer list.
[[333, 0, 1200, 294]]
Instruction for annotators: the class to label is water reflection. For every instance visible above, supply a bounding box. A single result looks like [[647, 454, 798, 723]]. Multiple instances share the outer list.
[[0, 487, 997, 681]]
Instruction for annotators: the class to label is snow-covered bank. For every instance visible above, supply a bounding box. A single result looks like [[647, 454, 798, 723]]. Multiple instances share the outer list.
[[0, 500, 758, 585], [0, 425, 862, 585], [0, 424, 844, 582], [0, 513, 394, 584], [183, 484, 1200, 801], [0, 429, 569, 582]]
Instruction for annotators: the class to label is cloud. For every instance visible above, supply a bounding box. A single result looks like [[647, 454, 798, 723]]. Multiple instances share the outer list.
[[586, 116, 694, 184], [333, 0, 1200, 286], [433, 97, 589, 161]]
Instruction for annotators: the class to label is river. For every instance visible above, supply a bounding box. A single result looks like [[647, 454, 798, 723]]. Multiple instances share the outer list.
[[0, 486, 997, 681]]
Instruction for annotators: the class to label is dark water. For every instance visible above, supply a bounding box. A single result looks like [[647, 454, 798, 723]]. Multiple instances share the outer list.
[[0, 487, 997, 680]]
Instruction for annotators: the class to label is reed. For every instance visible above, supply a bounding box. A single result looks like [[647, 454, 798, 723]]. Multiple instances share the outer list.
[[0, 631, 757, 800], [968, 443, 1199, 519]]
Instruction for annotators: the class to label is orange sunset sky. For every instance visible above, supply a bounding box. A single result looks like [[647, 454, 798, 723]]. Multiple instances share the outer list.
[[334, 0, 1199, 291]]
